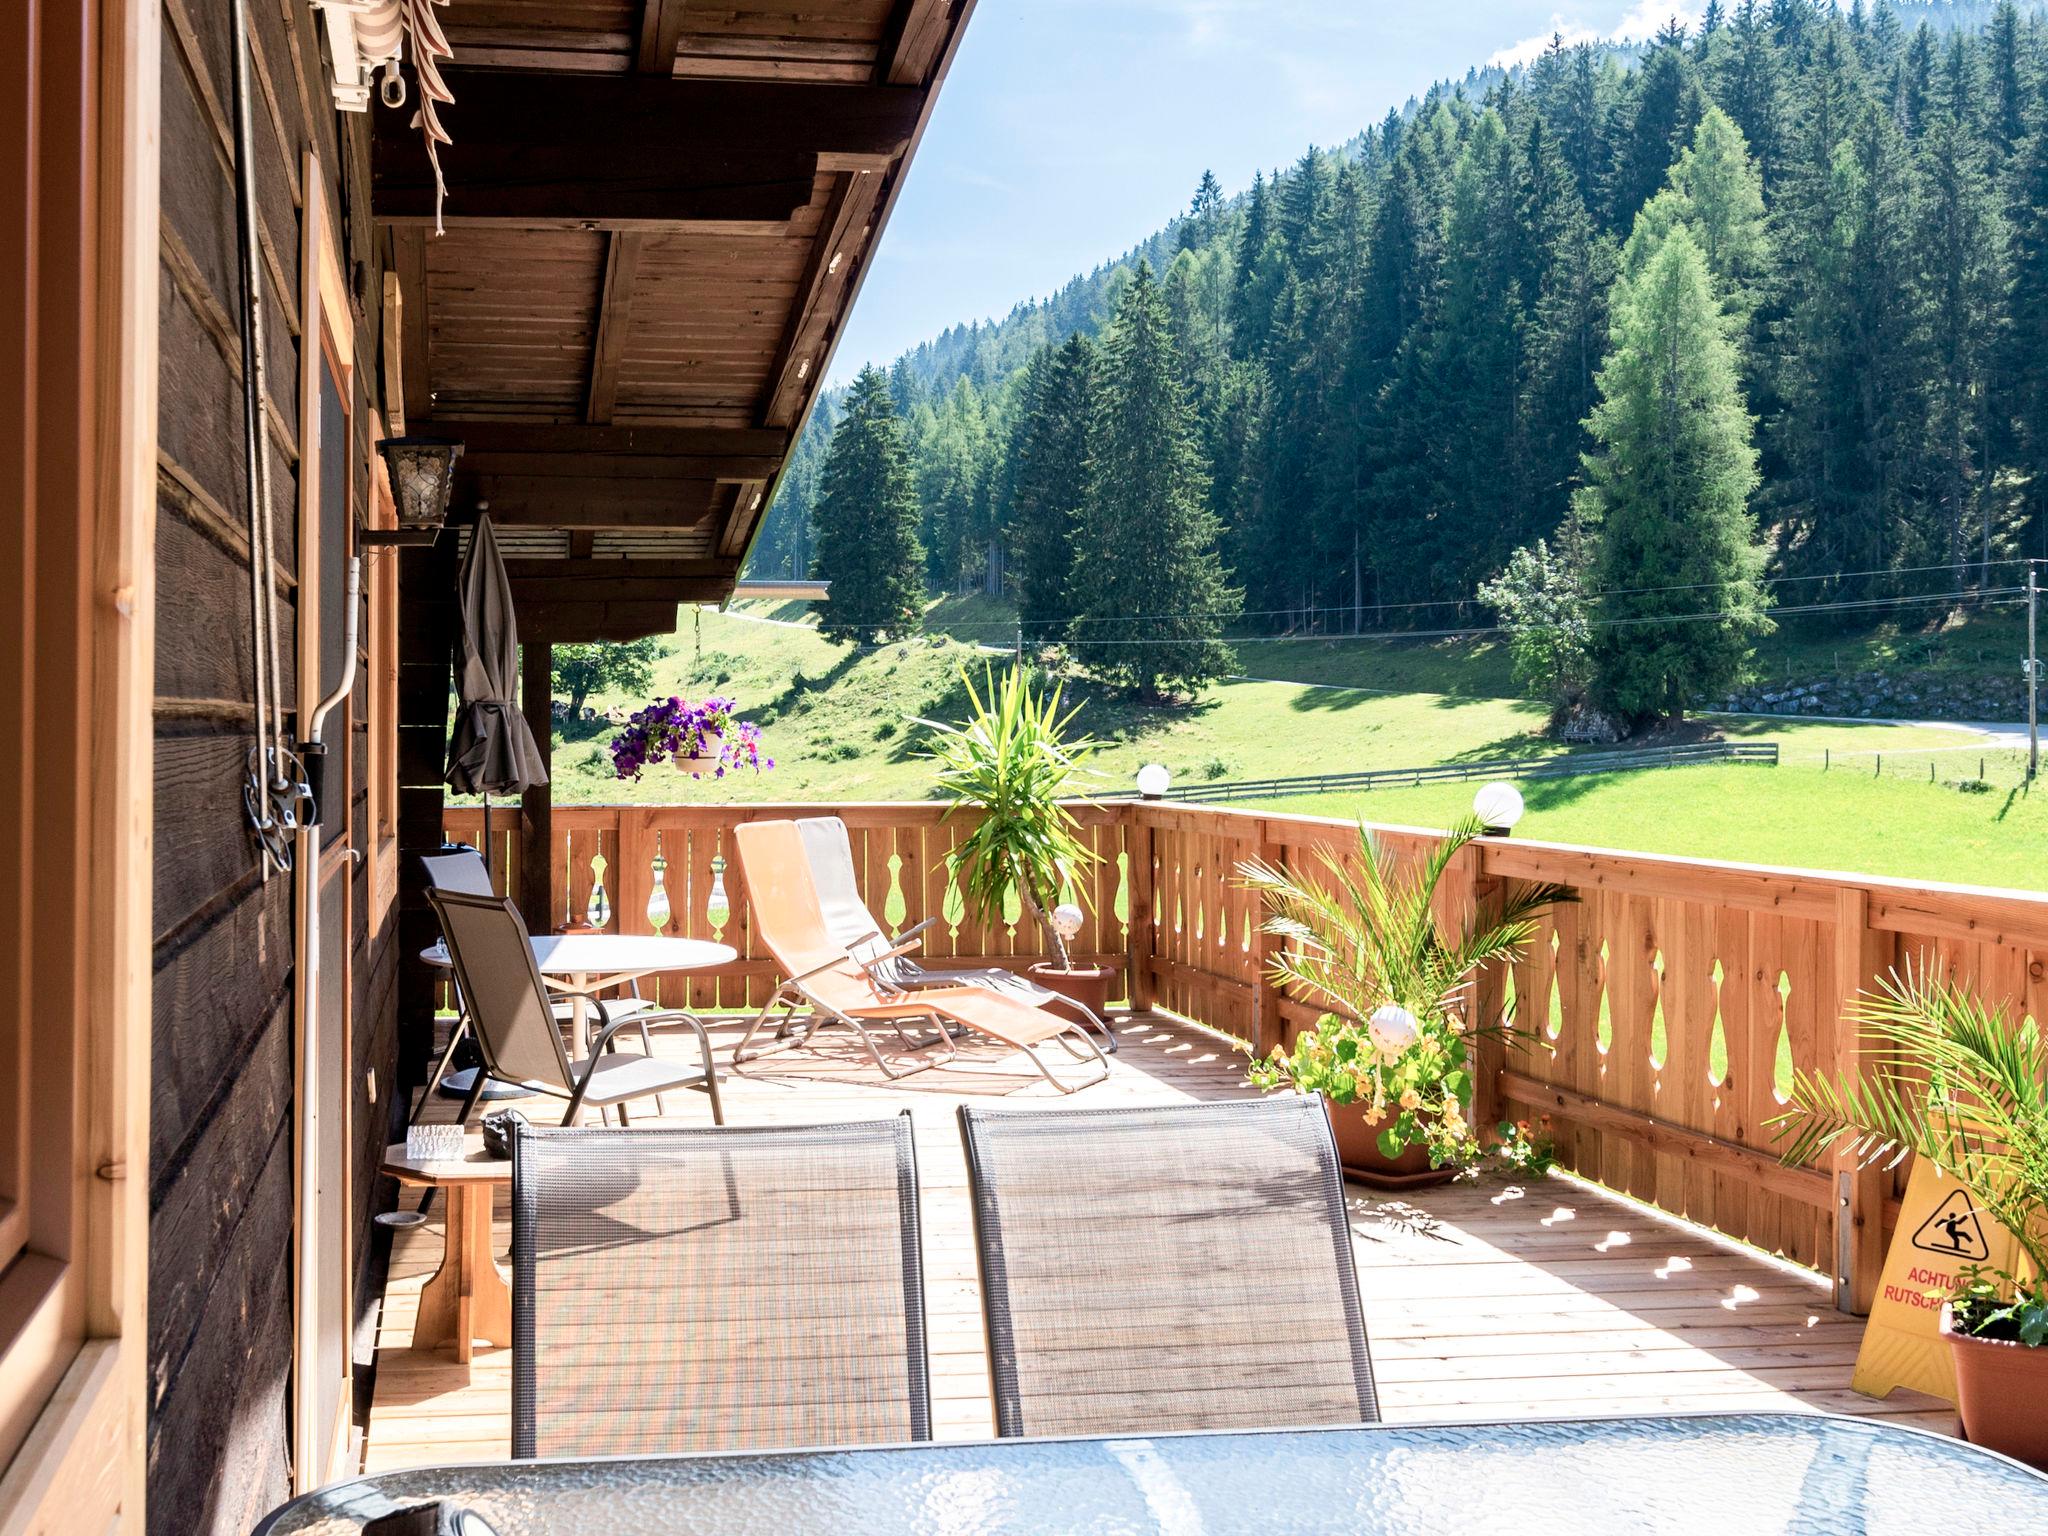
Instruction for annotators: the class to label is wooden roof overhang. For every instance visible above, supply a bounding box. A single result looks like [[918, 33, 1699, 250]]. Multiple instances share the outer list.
[[371, 1, 975, 641]]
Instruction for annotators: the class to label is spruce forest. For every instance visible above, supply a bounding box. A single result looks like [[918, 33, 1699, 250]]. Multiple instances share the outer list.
[[756, 1, 2048, 727]]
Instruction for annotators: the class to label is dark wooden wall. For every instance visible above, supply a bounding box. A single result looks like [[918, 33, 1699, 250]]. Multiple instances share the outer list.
[[153, 3, 399, 1532]]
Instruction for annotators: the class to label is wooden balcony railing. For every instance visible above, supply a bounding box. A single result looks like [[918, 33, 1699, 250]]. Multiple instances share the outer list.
[[440, 797, 2048, 1314]]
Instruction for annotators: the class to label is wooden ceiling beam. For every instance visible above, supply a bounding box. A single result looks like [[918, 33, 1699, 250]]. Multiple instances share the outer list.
[[430, 420, 786, 530], [512, 564, 738, 603], [516, 600, 700, 644], [372, 71, 921, 227], [422, 419, 786, 461], [465, 480, 721, 529], [635, 0, 689, 74], [717, 480, 769, 559], [877, 0, 954, 87], [391, 226, 431, 422], [761, 169, 882, 429], [505, 557, 735, 583], [585, 231, 644, 425]]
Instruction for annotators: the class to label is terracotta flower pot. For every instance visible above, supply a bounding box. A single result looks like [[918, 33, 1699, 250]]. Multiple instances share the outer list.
[[1944, 1305, 2048, 1469], [1028, 962, 1113, 1019], [1323, 1098, 1458, 1190]]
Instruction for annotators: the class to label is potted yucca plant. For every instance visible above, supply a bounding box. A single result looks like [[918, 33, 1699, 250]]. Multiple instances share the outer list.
[[1774, 966, 2048, 1466], [921, 665, 1112, 1015], [1238, 816, 1570, 1188]]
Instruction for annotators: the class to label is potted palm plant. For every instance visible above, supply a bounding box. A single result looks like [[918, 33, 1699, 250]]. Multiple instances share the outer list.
[[921, 665, 1111, 1015], [1238, 817, 1570, 1188], [1774, 966, 2048, 1466]]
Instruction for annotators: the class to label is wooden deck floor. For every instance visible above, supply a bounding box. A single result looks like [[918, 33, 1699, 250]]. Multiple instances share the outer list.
[[360, 1011, 1953, 1475]]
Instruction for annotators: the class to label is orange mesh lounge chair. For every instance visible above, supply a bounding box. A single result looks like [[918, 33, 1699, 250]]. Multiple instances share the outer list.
[[731, 819, 1108, 1093]]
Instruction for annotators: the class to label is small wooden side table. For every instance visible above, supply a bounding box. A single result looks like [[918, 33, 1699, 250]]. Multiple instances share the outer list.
[[382, 1137, 513, 1366]]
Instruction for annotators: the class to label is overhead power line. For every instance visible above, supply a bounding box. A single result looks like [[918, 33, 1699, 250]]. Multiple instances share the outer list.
[[820, 584, 2026, 647], [889, 559, 2029, 633]]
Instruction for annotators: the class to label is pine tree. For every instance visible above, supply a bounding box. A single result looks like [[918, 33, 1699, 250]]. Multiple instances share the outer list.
[[1615, 106, 1770, 392], [1769, 0, 1817, 64], [1773, 101, 1931, 600], [1717, 0, 1790, 186], [748, 394, 835, 579], [1414, 111, 1532, 591], [1667, 107, 1771, 306], [1277, 148, 1338, 276], [1007, 334, 1095, 636], [1355, 103, 1463, 610], [2005, 74, 2048, 559], [1229, 172, 1286, 359], [1861, 0, 1905, 78], [812, 365, 925, 645], [1579, 226, 1770, 723], [1525, 120, 1617, 536], [1986, 1, 2027, 166], [1557, 44, 1612, 208], [886, 355, 926, 417], [1258, 150, 1368, 622], [1919, 36, 2013, 586], [1609, 29, 1701, 231], [1068, 265, 1240, 695], [1899, 25, 1937, 137], [1179, 169, 1226, 251]]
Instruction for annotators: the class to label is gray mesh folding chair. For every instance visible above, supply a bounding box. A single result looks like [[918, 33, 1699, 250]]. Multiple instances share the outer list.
[[428, 888, 722, 1127], [510, 1116, 930, 1458], [958, 1094, 1378, 1437], [421, 849, 676, 1118], [796, 815, 1116, 1054]]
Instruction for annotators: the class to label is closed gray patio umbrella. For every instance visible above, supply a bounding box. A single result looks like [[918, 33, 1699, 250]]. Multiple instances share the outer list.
[[447, 514, 549, 864]]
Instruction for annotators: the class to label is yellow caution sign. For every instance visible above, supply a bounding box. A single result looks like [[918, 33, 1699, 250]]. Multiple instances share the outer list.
[[1853, 1158, 2025, 1402]]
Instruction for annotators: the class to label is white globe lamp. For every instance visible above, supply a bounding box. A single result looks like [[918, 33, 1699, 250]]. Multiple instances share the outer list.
[[1367, 1004, 1421, 1062], [1050, 902, 1085, 941], [1473, 780, 1525, 836], [1136, 763, 1172, 801]]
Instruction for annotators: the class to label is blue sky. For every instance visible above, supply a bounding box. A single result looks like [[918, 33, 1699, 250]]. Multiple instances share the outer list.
[[829, 0, 1702, 382]]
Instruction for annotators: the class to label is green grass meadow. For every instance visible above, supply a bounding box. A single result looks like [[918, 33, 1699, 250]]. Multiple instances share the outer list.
[[530, 602, 2045, 891]]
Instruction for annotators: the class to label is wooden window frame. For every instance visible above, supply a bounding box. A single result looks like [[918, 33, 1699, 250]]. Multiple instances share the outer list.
[[293, 151, 359, 1494], [0, 0, 157, 1527], [366, 413, 400, 933]]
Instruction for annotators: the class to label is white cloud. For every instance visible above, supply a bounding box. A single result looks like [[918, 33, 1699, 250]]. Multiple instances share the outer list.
[[1489, 20, 1600, 70], [1489, 3, 1707, 71], [1611, 1, 1707, 41]]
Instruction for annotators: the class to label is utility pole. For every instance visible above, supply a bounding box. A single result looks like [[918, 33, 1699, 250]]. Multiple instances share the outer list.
[[2030, 563, 2040, 782]]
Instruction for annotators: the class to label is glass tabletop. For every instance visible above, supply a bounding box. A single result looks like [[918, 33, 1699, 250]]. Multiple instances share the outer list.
[[257, 1413, 2047, 1535]]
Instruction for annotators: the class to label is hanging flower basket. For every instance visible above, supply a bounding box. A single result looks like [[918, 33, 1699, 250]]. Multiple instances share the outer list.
[[609, 696, 772, 781]]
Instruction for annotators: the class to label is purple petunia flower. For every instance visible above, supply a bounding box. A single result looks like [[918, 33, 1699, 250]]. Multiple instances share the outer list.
[[606, 695, 773, 782]]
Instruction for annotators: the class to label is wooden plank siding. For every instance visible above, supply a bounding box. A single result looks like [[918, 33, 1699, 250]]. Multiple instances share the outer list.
[[150, 2, 399, 1531]]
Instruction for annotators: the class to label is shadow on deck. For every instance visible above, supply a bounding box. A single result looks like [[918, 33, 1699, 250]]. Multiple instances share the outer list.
[[360, 1011, 1952, 1473]]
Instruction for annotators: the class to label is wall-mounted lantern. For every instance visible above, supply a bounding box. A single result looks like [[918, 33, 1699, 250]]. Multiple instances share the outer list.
[[364, 435, 463, 546]]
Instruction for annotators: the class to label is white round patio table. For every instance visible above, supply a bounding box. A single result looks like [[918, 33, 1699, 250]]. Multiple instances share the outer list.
[[422, 932, 736, 1057]]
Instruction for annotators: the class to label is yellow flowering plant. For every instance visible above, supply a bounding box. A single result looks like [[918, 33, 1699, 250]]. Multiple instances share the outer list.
[[1248, 1006, 1483, 1165], [1240, 816, 1572, 1167]]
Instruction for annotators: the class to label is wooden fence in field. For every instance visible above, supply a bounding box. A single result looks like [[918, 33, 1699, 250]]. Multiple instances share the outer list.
[[442, 797, 2048, 1315]]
